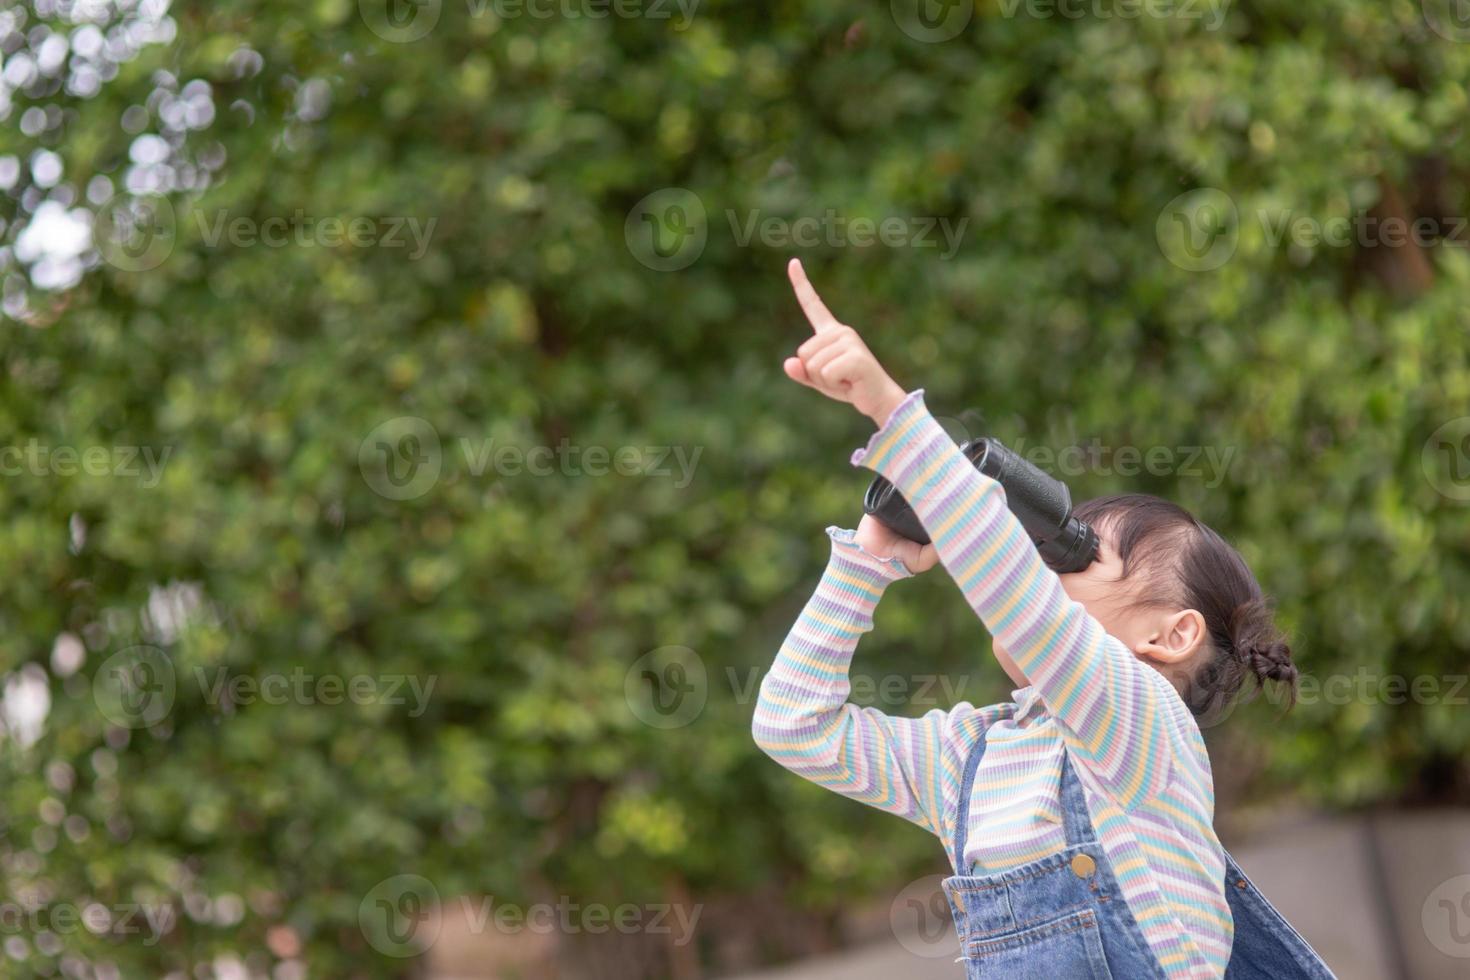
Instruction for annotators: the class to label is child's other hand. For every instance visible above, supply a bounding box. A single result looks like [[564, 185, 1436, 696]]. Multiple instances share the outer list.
[[855, 514, 939, 574], [784, 258, 909, 428]]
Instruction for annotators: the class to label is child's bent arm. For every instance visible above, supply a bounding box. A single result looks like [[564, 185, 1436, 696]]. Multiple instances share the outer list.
[[853, 391, 1181, 808], [752, 528, 959, 838]]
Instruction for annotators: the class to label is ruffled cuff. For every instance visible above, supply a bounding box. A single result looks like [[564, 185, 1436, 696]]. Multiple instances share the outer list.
[[826, 526, 914, 581], [850, 388, 930, 469], [848, 389, 984, 525]]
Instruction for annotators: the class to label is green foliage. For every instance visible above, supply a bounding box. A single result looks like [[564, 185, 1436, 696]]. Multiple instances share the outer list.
[[3, 0, 1470, 975]]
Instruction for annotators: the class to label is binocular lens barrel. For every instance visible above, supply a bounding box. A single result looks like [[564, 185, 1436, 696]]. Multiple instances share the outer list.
[[862, 437, 1099, 574]]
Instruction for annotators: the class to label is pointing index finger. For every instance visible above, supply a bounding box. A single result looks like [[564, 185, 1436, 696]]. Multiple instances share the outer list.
[[788, 258, 840, 333]]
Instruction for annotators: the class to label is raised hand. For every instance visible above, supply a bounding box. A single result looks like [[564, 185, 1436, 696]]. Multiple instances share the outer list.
[[783, 258, 909, 427]]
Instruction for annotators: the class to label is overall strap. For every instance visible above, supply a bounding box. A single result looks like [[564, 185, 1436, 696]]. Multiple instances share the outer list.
[[949, 725, 990, 874], [1056, 747, 1101, 847], [1221, 851, 1337, 979]]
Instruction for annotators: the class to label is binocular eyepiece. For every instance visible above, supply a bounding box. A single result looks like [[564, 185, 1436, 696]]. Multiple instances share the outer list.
[[863, 437, 1100, 574]]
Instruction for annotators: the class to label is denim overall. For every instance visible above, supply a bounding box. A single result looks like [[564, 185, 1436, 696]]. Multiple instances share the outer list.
[[941, 729, 1337, 978]]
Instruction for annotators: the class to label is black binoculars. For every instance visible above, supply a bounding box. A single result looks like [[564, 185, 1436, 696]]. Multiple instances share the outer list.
[[863, 437, 1100, 574]]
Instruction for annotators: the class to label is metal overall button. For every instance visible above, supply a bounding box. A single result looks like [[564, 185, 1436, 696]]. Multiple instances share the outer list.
[[1069, 854, 1096, 879]]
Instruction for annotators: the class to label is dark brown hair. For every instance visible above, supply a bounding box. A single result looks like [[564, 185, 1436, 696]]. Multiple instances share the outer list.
[[1072, 494, 1297, 718]]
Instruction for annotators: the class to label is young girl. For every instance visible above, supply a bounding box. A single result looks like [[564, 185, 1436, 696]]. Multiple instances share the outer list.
[[753, 260, 1334, 979]]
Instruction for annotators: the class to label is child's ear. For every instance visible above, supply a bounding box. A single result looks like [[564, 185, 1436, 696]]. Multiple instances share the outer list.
[[1135, 609, 1207, 665]]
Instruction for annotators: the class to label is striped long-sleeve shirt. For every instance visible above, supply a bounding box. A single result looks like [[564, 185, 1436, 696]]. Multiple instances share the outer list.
[[752, 390, 1231, 978]]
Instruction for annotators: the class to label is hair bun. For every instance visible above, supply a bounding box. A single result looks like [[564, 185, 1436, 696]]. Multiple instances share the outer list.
[[1243, 637, 1296, 683], [1230, 599, 1298, 688]]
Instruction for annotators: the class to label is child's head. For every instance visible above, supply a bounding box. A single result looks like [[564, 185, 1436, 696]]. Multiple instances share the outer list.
[[1056, 494, 1298, 718]]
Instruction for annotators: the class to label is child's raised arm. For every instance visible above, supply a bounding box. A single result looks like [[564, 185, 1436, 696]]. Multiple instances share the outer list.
[[752, 525, 995, 848]]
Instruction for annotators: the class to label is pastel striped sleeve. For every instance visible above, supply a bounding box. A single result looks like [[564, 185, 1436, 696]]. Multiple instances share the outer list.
[[752, 527, 954, 838], [853, 391, 1176, 809]]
